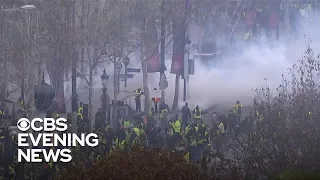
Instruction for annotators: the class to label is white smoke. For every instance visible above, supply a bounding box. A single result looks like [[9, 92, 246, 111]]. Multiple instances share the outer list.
[[64, 13, 320, 114]]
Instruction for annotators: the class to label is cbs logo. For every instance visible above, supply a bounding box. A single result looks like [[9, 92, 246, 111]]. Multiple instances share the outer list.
[[17, 118, 68, 132], [17, 118, 31, 132]]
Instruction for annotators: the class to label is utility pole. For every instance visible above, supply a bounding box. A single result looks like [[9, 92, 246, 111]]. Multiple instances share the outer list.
[[183, 0, 191, 102], [160, 0, 166, 103], [71, 0, 78, 133]]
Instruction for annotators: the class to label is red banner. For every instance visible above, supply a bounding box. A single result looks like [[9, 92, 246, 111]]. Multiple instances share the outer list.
[[147, 55, 161, 73], [170, 23, 186, 75], [170, 55, 184, 74]]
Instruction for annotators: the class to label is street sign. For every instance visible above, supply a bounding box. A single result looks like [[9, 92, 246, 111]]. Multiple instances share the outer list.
[[150, 90, 161, 98], [120, 74, 133, 78], [159, 79, 168, 90], [127, 68, 141, 73]]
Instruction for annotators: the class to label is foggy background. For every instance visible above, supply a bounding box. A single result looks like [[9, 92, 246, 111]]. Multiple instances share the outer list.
[[58, 15, 320, 115]]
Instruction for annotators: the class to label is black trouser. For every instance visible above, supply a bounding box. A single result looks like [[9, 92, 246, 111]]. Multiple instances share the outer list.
[[135, 98, 141, 112], [236, 114, 241, 125], [154, 102, 158, 112], [229, 122, 236, 134], [182, 116, 188, 129]]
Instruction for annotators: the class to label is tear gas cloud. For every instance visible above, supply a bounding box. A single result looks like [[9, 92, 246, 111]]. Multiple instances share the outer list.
[[64, 16, 320, 113]]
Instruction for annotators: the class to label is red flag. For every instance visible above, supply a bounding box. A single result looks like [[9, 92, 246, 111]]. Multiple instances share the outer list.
[[152, 98, 160, 103], [147, 55, 161, 73], [170, 23, 187, 75]]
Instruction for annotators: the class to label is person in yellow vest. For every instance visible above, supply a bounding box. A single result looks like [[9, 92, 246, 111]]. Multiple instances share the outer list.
[[184, 150, 190, 162], [171, 115, 181, 147], [17, 97, 24, 111], [122, 119, 132, 129], [215, 120, 225, 152], [132, 125, 141, 146], [193, 105, 202, 122], [77, 113, 84, 133], [160, 108, 168, 130], [188, 125, 200, 162], [78, 102, 83, 115], [115, 138, 126, 151], [183, 122, 191, 146], [233, 101, 243, 125]]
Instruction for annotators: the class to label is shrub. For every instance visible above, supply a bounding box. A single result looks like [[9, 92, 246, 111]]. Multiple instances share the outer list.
[[57, 147, 208, 180], [273, 169, 320, 180], [233, 43, 320, 179]]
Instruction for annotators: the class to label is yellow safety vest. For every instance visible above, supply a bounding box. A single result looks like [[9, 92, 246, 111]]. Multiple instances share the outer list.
[[194, 109, 202, 119], [185, 125, 191, 136], [9, 166, 15, 175], [184, 152, 190, 161], [123, 120, 130, 128], [125, 130, 131, 142], [233, 104, 243, 114], [160, 109, 168, 119], [119, 140, 125, 150], [48, 161, 53, 169], [133, 127, 140, 137], [190, 137, 197, 146], [78, 114, 83, 119], [0, 110, 3, 115], [78, 106, 83, 114], [173, 120, 181, 133]]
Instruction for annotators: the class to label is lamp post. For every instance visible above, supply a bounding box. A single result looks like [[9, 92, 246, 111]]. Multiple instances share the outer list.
[[101, 69, 109, 124], [123, 56, 130, 89], [183, 37, 191, 102], [116, 63, 122, 93]]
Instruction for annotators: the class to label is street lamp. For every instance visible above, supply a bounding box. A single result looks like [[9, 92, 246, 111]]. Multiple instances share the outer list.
[[20, 5, 36, 10], [123, 57, 130, 88], [2, 5, 36, 13], [101, 69, 109, 124]]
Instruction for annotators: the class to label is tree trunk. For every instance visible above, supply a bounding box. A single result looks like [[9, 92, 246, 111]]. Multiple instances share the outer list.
[[172, 75, 180, 111], [87, 46, 94, 131], [112, 60, 118, 128], [141, 18, 149, 113], [48, 40, 66, 113], [141, 45, 149, 113], [89, 70, 93, 131]]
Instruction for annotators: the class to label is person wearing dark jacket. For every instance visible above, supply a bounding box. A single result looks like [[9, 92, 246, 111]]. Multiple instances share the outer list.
[[159, 101, 169, 112], [181, 103, 191, 129], [134, 88, 144, 112]]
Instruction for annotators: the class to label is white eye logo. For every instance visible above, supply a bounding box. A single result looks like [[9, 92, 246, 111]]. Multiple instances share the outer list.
[[17, 118, 31, 132]]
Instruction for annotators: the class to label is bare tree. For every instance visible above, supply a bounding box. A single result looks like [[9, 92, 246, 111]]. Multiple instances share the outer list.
[[75, 0, 118, 131], [101, 1, 140, 127]]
